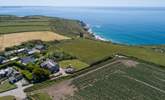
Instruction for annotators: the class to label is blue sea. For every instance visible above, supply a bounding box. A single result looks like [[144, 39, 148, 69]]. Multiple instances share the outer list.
[[0, 6, 165, 45]]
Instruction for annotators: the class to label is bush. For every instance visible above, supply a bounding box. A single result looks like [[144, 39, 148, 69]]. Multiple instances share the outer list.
[[21, 70, 33, 81], [32, 68, 50, 83]]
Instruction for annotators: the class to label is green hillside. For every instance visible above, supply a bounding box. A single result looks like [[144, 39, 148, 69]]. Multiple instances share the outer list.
[[0, 15, 88, 37], [57, 39, 165, 67]]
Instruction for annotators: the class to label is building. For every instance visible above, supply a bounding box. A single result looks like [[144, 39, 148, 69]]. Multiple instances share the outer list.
[[16, 48, 27, 53], [0, 70, 6, 78], [41, 60, 60, 73], [0, 56, 5, 64], [10, 56, 19, 61], [4, 48, 27, 57], [27, 48, 40, 55], [9, 75, 23, 84], [4, 50, 16, 57], [20, 56, 35, 65], [65, 67, 75, 74], [0, 67, 14, 78], [35, 45, 45, 50]]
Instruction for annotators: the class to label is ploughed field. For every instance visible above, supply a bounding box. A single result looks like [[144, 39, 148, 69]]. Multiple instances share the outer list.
[[0, 31, 69, 51], [68, 59, 165, 100]]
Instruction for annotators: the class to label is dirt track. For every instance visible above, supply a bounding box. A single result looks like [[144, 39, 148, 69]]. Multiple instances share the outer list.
[[41, 59, 121, 100]]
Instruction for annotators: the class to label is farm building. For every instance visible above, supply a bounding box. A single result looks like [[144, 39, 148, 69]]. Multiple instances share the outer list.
[[41, 60, 60, 73]]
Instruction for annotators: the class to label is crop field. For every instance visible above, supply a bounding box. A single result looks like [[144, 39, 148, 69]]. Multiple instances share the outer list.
[[0, 31, 69, 51], [68, 59, 165, 100], [57, 39, 165, 66]]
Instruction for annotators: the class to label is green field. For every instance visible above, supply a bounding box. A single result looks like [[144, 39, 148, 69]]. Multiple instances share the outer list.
[[28, 93, 52, 100], [57, 39, 165, 67], [0, 16, 88, 37], [0, 96, 15, 100], [0, 81, 17, 93], [68, 59, 165, 100], [59, 59, 89, 70]]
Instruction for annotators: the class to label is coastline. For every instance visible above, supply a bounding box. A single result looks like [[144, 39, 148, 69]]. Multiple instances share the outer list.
[[88, 29, 108, 41], [81, 21, 108, 41]]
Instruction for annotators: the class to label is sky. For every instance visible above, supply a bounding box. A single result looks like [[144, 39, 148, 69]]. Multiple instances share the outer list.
[[0, 0, 165, 7]]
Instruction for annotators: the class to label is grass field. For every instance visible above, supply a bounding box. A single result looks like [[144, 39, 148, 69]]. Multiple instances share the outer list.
[[0, 16, 88, 37], [28, 93, 52, 100], [0, 96, 15, 100], [0, 81, 17, 93], [59, 59, 89, 70], [0, 31, 69, 51], [68, 59, 165, 100], [57, 39, 165, 67]]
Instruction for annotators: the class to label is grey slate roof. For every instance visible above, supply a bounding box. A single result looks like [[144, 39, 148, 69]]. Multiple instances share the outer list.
[[41, 60, 59, 73], [21, 56, 35, 64]]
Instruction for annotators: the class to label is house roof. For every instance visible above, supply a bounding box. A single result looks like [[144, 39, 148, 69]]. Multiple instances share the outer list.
[[35, 45, 44, 50], [21, 56, 35, 64], [27, 48, 40, 55], [0, 56, 5, 63], [41, 60, 58, 69], [17, 48, 26, 53], [0, 67, 13, 75], [0, 70, 5, 75]]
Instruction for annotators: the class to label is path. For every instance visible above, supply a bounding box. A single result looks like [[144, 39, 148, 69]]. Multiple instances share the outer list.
[[0, 81, 33, 99]]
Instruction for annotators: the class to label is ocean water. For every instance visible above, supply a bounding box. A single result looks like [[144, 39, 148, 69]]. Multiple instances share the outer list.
[[0, 6, 165, 45]]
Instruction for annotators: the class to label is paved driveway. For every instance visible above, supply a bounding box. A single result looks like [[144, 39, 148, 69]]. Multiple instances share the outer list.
[[0, 80, 33, 99]]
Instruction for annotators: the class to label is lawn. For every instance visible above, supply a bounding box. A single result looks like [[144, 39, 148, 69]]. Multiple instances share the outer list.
[[0, 81, 17, 93], [0, 96, 15, 100], [59, 59, 89, 70], [28, 93, 52, 100], [68, 59, 165, 100], [57, 39, 165, 67]]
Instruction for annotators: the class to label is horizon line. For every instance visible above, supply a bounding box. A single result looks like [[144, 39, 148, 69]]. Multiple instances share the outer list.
[[0, 6, 165, 8]]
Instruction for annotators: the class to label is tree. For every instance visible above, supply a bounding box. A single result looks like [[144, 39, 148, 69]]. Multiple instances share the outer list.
[[27, 63, 39, 72], [80, 32, 84, 38], [32, 67, 50, 82]]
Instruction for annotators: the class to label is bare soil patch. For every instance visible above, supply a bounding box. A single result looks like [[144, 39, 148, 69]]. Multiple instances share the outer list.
[[43, 80, 77, 100], [0, 31, 69, 51], [120, 59, 139, 67]]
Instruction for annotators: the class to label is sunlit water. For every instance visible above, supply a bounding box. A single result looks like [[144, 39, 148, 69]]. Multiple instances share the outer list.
[[0, 6, 165, 45]]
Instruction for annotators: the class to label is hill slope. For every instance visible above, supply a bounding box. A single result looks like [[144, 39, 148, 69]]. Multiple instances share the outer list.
[[0, 15, 88, 37], [57, 39, 165, 67]]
